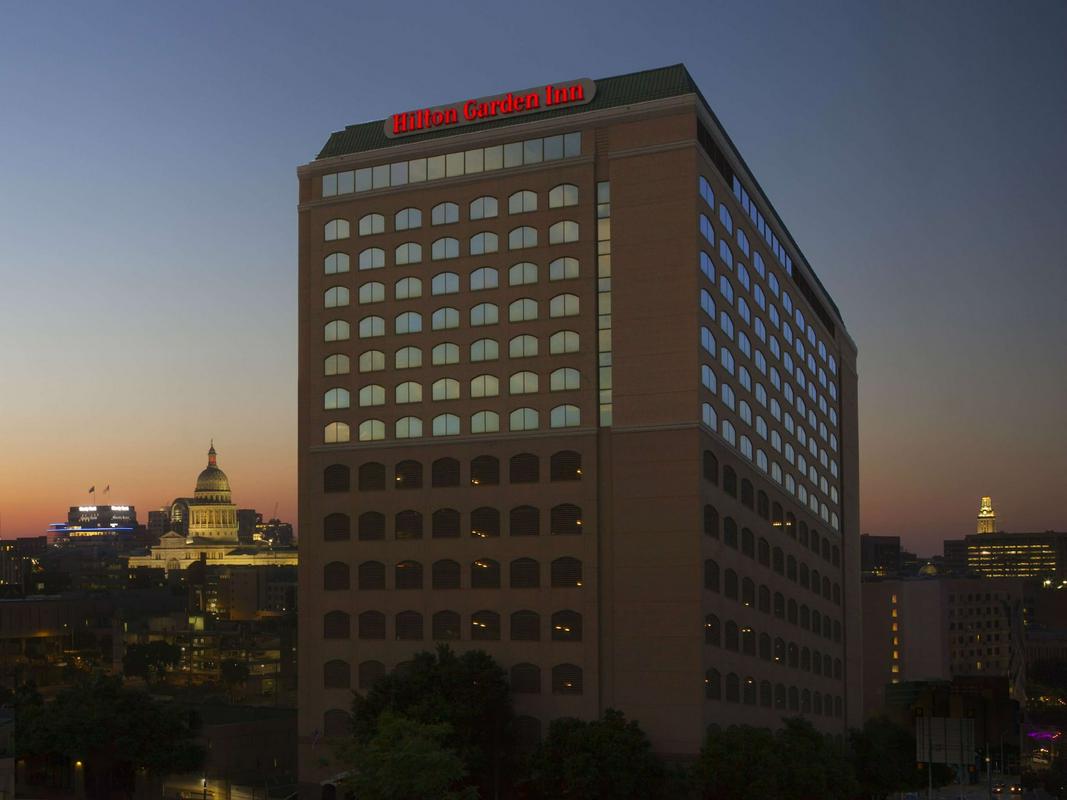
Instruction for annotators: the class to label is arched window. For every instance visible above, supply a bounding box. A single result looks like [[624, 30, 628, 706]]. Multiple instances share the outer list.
[[509, 226, 537, 250], [324, 286, 349, 309], [394, 242, 422, 265], [470, 455, 499, 486], [510, 610, 540, 641], [323, 659, 350, 689], [470, 507, 501, 539], [358, 247, 385, 270], [549, 293, 579, 318], [741, 478, 754, 508], [431, 202, 459, 226], [704, 559, 720, 592], [358, 213, 384, 236], [723, 465, 738, 497], [551, 504, 582, 535], [550, 404, 580, 428], [509, 334, 539, 359], [466, 338, 496, 362], [551, 611, 581, 642], [394, 207, 421, 230], [430, 458, 460, 489], [470, 231, 499, 255], [705, 668, 721, 700], [324, 320, 350, 342], [549, 183, 578, 208], [509, 407, 539, 431], [743, 677, 757, 706], [510, 557, 540, 588], [548, 220, 579, 244], [723, 517, 738, 548], [395, 510, 423, 540], [323, 561, 350, 591], [432, 378, 460, 401], [324, 219, 350, 241], [395, 611, 423, 641], [357, 561, 385, 590], [323, 610, 350, 639], [705, 614, 721, 646], [358, 610, 385, 640], [323, 465, 350, 493], [358, 385, 385, 407], [549, 330, 579, 354], [470, 195, 498, 220], [471, 610, 500, 641], [470, 410, 499, 434], [550, 557, 582, 588], [358, 316, 384, 338], [432, 559, 461, 589], [357, 512, 384, 541], [395, 381, 422, 404], [509, 453, 539, 483], [431, 237, 459, 260], [508, 190, 537, 214], [509, 298, 539, 322], [741, 528, 755, 558], [550, 367, 580, 392], [431, 272, 460, 296], [324, 354, 350, 376], [510, 505, 539, 537], [550, 450, 581, 481], [324, 422, 350, 444], [552, 664, 582, 695], [394, 276, 422, 301], [395, 560, 423, 589], [549, 257, 579, 281], [432, 413, 460, 436], [470, 374, 499, 398], [432, 307, 459, 330], [324, 252, 349, 275], [509, 261, 538, 286], [323, 512, 350, 541], [432, 611, 460, 640], [360, 350, 385, 373], [471, 267, 498, 291], [470, 302, 499, 326], [432, 509, 460, 539], [471, 559, 501, 588], [394, 460, 422, 489], [511, 663, 541, 694], [357, 462, 385, 490]]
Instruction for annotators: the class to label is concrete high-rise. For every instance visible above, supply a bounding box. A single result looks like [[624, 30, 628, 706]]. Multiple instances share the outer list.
[[296, 65, 860, 791]]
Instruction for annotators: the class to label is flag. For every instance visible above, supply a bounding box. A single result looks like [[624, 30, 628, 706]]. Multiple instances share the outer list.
[[88, 486, 95, 494], [104, 485, 110, 494]]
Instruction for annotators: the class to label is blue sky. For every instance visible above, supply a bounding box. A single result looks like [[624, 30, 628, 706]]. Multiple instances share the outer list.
[[1, 0, 1064, 552]]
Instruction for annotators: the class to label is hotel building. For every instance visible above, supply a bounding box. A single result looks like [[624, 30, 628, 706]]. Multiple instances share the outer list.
[[296, 65, 860, 787]]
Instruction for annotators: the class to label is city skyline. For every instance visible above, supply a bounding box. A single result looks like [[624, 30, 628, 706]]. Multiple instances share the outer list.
[[2, 0, 1065, 553]]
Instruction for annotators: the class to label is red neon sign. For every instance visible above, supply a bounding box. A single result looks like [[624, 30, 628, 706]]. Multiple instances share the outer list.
[[385, 78, 596, 139]]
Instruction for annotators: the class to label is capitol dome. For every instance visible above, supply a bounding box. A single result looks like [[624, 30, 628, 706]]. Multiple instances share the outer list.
[[194, 443, 232, 501]]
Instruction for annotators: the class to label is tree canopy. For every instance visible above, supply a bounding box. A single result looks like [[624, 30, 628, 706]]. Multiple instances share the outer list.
[[336, 711, 479, 800], [15, 674, 204, 799], [349, 646, 513, 792], [527, 709, 668, 800]]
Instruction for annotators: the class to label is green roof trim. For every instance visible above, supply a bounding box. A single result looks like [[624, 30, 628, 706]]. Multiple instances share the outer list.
[[315, 64, 697, 160]]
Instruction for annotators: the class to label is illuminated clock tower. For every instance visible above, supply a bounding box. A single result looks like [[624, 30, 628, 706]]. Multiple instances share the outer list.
[[977, 496, 997, 534]]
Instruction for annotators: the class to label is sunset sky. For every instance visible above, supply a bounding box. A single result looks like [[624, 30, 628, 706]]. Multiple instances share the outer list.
[[1, 1, 1064, 555]]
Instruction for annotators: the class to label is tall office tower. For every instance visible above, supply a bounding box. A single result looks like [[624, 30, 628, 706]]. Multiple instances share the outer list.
[[297, 65, 859, 791], [977, 495, 997, 534]]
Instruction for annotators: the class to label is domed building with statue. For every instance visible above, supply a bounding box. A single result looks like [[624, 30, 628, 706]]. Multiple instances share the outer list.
[[128, 444, 297, 574]]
